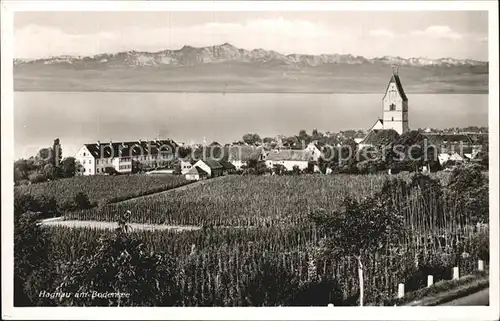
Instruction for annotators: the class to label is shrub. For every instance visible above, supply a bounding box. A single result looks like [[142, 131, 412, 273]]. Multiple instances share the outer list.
[[14, 212, 56, 306]]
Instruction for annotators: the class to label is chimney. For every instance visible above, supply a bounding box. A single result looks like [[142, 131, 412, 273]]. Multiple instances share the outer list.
[[97, 140, 100, 146]]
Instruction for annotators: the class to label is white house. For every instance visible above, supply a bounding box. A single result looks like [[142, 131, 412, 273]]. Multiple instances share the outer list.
[[438, 152, 465, 166], [185, 166, 208, 181], [227, 146, 266, 170], [180, 160, 193, 175], [191, 159, 224, 178], [438, 153, 450, 166], [265, 150, 314, 171], [305, 142, 322, 162], [74, 139, 178, 175]]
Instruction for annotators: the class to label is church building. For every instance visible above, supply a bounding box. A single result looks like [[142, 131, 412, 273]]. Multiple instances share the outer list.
[[358, 67, 409, 149], [381, 66, 409, 135]]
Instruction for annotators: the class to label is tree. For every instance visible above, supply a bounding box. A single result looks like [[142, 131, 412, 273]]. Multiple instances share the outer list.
[[60, 157, 76, 178], [272, 164, 286, 175], [74, 192, 92, 210], [310, 195, 405, 306], [263, 137, 274, 144], [298, 129, 311, 145], [446, 164, 488, 224], [177, 146, 192, 159], [283, 136, 299, 149], [52, 138, 62, 167], [36, 148, 53, 167], [242, 133, 262, 145], [41, 163, 58, 181]]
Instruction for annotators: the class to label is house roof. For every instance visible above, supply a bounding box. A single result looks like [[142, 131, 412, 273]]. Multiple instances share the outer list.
[[307, 142, 322, 151], [266, 149, 314, 161], [186, 166, 208, 176], [84, 139, 178, 159], [384, 73, 408, 101], [359, 129, 400, 146], [422, 133, 474, 145], [219, 160, 236, 170], [368, 119, 384, 131], [227, 146, 264, 161], [200, 159, 224, 169]]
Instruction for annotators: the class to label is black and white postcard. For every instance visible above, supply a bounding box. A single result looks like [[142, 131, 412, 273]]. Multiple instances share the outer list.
[[1, 1, 498, 320]]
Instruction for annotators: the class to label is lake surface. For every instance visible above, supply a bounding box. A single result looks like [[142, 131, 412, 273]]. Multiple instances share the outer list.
[[14, 92, 488, 159]]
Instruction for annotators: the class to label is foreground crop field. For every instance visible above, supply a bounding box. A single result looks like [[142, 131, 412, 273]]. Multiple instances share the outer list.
[[15, 174, 192, 209], [44, 221, 488, 306]]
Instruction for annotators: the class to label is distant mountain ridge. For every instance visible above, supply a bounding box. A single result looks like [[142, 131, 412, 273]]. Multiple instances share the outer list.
[[14, 42, 487, 68]]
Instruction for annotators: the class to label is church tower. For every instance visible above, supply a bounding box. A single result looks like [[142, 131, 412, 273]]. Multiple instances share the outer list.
[[382, 66, 409, 135]]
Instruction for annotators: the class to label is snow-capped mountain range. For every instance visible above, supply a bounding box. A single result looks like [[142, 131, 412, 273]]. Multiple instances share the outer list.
[[14, 43, 487, 68]]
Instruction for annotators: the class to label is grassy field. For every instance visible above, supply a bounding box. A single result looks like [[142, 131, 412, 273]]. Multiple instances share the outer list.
[[15, 174, 192, 209]]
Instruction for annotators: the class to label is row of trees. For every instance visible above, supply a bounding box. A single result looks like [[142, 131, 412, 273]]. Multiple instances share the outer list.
[[14, 139, 77, 185]]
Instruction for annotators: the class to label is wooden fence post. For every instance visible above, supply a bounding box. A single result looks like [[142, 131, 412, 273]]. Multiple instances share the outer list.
[[328, 303, 334, 307], [398, 283, 405, 298], [453, 267, 459, 280], [427, 275, 434, 287], [478, 260, 484, 271]]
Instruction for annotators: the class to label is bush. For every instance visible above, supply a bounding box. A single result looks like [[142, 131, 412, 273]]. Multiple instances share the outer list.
[[446, 164, 489, 224], [14, 212, 56, 306], [28, 171, 46, 184]]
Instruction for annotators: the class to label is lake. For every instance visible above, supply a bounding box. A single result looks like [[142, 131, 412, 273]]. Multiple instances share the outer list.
[[14, 92, 488, 159]]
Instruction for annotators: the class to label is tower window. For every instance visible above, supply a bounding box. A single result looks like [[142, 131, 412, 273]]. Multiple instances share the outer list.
[[391, 117, 394, 121], [390, 103, 396, 111]]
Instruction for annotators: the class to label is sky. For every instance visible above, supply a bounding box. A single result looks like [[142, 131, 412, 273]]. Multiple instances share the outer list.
[[14, 11, 489, 60]]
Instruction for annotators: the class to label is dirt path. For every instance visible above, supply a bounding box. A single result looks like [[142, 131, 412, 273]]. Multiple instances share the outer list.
[[117, 175, 229, 204], [41, 219, 201, 231]]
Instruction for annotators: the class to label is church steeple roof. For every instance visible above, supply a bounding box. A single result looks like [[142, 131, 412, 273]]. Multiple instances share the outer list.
[[385, 67, 408, 101]]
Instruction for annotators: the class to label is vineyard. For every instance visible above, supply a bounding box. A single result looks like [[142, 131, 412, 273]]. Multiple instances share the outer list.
[[15, 174, 192, 210], [16, 166, 490, 306], [66, 173, 449, 227], [43, 221, 487, 306]]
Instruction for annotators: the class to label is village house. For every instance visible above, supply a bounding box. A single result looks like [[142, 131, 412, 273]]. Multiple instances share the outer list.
[[185, 166, 209, 181], [180, 159, 193, 175], [438, 152, 466, 167], [74, 139, 178, 175], [219, 160, 236, 175], [422, 133, 476, 155], [304, 141, 323, 162], [191, 159, 224, 178], [358, 128, 400, 150], [227, 145, 266, 170], [265, 149, 315, 171]]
